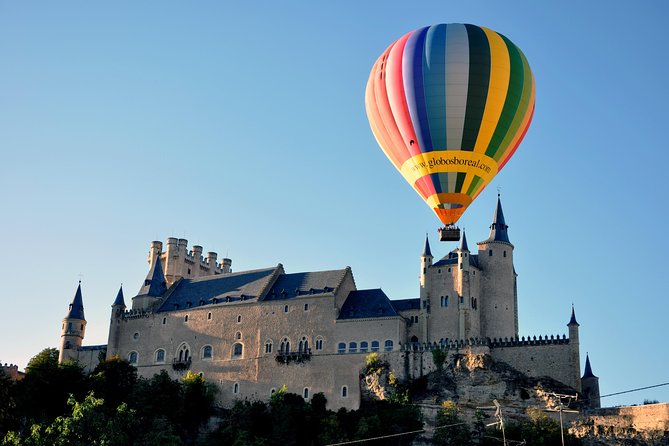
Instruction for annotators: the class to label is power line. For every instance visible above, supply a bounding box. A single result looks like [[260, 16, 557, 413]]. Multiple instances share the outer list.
[[600, 382, 669, 399], [324, 421, 468, 446]]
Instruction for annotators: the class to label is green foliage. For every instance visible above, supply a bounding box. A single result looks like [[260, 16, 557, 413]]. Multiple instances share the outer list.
[[431, 348, 447, 370], [90, 356, 137, 410], [0, 367, 17, 434], [433, 401, 472, 446]]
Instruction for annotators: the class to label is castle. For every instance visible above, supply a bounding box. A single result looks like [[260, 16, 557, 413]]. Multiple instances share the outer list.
[[58, 197, 601, 410]]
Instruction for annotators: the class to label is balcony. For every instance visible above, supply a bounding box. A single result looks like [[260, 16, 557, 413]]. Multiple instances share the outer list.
[[172, 357, 192, 371], [275, 349, 312, 364]]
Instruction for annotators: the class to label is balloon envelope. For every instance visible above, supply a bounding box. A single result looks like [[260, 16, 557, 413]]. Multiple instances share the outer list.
[[365, 24, 535, 225]]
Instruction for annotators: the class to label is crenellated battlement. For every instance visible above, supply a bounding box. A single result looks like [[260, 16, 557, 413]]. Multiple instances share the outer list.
[[401, 334, 570, 352], [1, 363, 24, 381], [148, 238, 233, 286]]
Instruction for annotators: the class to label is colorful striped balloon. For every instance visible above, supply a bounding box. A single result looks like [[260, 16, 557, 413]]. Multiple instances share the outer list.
[[365, 24, 535, 225]]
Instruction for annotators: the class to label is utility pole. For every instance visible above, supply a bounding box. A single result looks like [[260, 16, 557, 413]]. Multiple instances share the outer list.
[[544, 392, 579, 446], [478, 399, 507, 446]]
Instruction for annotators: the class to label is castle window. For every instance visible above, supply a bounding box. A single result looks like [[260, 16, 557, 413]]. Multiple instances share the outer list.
[[177, 343, 190, 362], [64, 341, 71, 349], [337, 342, 346, 354], [188, 268, 191, 275], [315, 336, 324, 351], [304, 303, 309, 311], [460, 296, 464, 304], [280, 338, 290, 354], [233, 382, 239, 394], [232, 343, 243, 359], [341, 386, 348, 398], [133, 332, 140, 340], [128, 351, 138, 365], [80, 324, 84, 330], [438, 269, 441, 274], [155, 349, 165, 364], [235, 331, 242, 340], [423, 267, 426, 274], [360, 341, 368, 353], [371, 340, 380, 352], [184, 315, 189, 322], [283, 305, 289, 314], [503, 250, 507, 257], [303, 387, 310, 400], [348, 342, 357, 353], [265, 340, 273, 354], [459, 263, 463, 270], [489, 250, 493, 256], [270, 388, 276, 396], [68, 322, 72, 330], [162, 317, 166, 325], [202, 345, 213, 360], [448, 268, 451, 272], [207, 312, 212, 320], [299, 336, 309, 353], [384, 340, 393, 352], [237, 315, 242, 323]]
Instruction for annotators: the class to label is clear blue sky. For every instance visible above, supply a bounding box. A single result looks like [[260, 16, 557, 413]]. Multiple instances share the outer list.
[[1, 1, 668, 407]]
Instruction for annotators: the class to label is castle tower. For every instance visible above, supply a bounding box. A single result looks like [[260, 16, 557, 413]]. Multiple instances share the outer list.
[[106, 285, 126, 358], [419, 235, 433, 341], [581, 353, 601, 409], [132, 252, 167, 310], [59, 282, 86, 364], [477, 195, 518, 339], [568, 305, 582, 391]]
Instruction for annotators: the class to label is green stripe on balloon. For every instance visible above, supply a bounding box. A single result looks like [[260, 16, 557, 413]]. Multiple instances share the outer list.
[[461, 24, 490, 151]]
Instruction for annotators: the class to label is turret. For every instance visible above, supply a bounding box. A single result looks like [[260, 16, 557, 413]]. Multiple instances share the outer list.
[[133, 252, 167, 310], [59, 282, 87, 364], [477, 195, 517, 339], [581, 353, 601, 409], [568, 305, 582, 391], [107, 285, 126, 358], [420, 234, 433, 289]]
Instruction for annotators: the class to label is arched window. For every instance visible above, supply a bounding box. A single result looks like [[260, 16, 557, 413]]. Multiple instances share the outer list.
[[315, 336, 324, 351], [265, 340, 273, 354], [154, 349, 165, 364], [298, 336, 309, 353], [280, 338, 290, 354], [270, 388, 276, 396], [235, 331, 242, 340], [233, 382, 239, 394], [128, 351, 138, 365], [342, 386, 348, 398], [303, 387, 310, 400], [184, 315, 189, 322], [283, 305, 289, 313], [177, 343, 191, 363], [384, 340, 394, 352], [207, 312, 212, 320], [360, 341, 369, 353], [371, 340, 380, 352], [337, 342, 346, 354], [348, 342, 357, 353], [237, 315, 242, 323], [202, 345, 213, 360], [162, 317, 166, 325], [232, 343, 243, 359]]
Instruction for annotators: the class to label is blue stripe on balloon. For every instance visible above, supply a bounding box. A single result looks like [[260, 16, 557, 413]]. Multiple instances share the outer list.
[[403, 27, 432, 152], [424, 24, 447, 151]]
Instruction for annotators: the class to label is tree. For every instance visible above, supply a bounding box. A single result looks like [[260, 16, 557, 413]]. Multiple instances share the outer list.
[[433, 401, 472, 446], [89, 356, 137, 411], [0, 367, 17, 434]]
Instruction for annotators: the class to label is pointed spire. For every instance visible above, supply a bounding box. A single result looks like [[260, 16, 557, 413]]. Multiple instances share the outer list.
[[112, 285, 126, 307], [422, 234, 432, 257], [139, 254, 167, 297], [582, 353, 597, 378], [568, 304, 579, 326], [485, 194, 510, 243], [459, 229, 469, 252], [65, 282, 85, 320]]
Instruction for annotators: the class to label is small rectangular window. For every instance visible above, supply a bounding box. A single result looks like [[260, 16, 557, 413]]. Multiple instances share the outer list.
[[304, 303, 309, 311], [284, 305, 289, 313]]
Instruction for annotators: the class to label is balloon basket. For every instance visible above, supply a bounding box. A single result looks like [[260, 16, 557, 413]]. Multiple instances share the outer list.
[[439, 226, 461, 242]]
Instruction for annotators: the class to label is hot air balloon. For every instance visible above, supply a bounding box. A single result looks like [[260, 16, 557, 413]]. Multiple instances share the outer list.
[[365, 24, 535, 241]]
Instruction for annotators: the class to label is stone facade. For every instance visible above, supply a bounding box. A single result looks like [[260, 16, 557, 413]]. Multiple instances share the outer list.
[[58, 198, 598, 410]]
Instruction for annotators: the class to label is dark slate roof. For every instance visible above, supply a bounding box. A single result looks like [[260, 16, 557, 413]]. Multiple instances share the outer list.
[[112, 285, 125, 307], [264, 269, 347, 301], [568, 305, 579, 326], [433, 251, 458, 267], [469, 254, 480, 269], [338, 289, 399, 320], [481, 195, 510, 243], [459, 230, 469, 251], [157, 267, 277, 312], [66, 283, 85, 320], [582, 354, 597, 379], [391, 298, 420, 312], [138, 255, 167, 297], [422, 235, 432, 257]]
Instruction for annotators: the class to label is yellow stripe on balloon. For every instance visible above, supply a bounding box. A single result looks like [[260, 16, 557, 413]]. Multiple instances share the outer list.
[[400, 151, 499, 189]]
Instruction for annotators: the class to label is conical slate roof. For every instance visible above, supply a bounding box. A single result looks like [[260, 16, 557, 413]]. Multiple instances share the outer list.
[[568, 305, 579, 326], [483, 195, 510, 243], [582, 354, 597, 379], [113, 285, 125, 307], [66, 282, 85, 320], [138, 254, 167, 297], [459, 230, 469, 252], [422, 235, 432, 257]]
